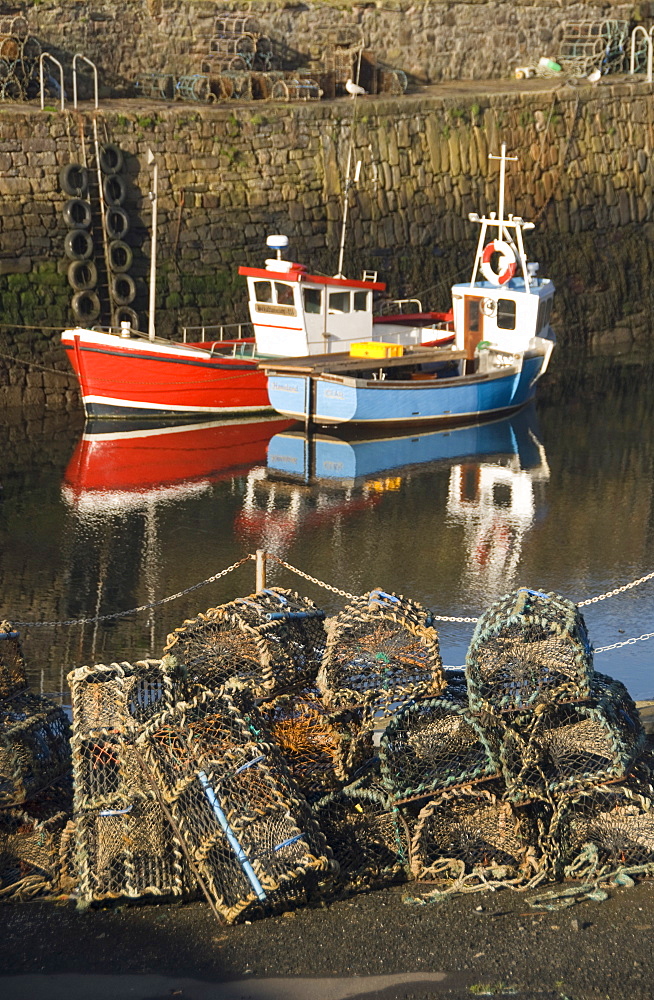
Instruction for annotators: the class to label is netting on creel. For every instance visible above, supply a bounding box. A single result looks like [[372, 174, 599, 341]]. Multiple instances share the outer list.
[[317, 589, 445, 714], [69, 660, 184, 813], [258, 691, 374, 802], [164, 588, 327, 700], [314, 778, 409, 893], [0, 622, 28, 699], [379, 686, 500, 804], [408, 781, 547, 886], [138, 688, 337, 923], [498, 675, 645, 803], [74, 794, 190, 905], [466, 588, 593, 714], [0, 691, 71, 807], [0, 776, 73, 901]]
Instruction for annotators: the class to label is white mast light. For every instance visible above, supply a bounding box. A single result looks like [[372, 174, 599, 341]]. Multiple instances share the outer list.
[[266, 235, 289, 260]]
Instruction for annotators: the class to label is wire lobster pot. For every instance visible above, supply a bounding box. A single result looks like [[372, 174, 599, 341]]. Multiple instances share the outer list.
[[314, 778, 408, 892], [498, 674, 645, 803], [0, 777, 72, 901], [553, 765, 654, 872], [557, 19, 629, 76], [74, 793, 190, 905], [318, 589, 445, 717], [379, 687, 500, 804], [139, 689, 337, 923], [0, 622, 28, 699], [270, 77, 321, 102], [0, 691, 71, 807], [409, 782, 543, 883], [165, 588, 327, 700], [466, 589, 594, 715], [259, 690, 374, 802]]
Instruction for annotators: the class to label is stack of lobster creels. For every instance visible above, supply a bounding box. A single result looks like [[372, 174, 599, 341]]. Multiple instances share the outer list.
[[2, 586, 654, 920]]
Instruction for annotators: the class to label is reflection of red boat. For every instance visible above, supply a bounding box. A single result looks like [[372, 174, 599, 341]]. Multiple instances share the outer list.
[[62, 415, 294, 510]]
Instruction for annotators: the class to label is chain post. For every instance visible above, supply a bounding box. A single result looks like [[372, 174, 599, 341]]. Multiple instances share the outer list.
[[255, 550, 267, 592]]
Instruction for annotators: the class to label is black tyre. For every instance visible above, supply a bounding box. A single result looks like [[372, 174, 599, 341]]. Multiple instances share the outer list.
[[112, 306, 139, 331], [72, 290, 101, 324], [59, 163, 89, 197], [62, 198, 92, 230], [102, 173, 127, 207], [104, 206, 130, 240], [64, 228, 94, 261], [67, 259, 98, 292], [111, 273, 136, 306], [107, 239, 133, 273], [99, 142, 124, 176]]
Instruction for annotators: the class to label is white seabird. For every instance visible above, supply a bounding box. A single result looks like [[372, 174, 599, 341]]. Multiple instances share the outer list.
[[345, 78, 366, 98]]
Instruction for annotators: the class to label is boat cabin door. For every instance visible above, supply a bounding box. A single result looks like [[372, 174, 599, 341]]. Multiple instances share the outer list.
[[464, 296, 485, 368]]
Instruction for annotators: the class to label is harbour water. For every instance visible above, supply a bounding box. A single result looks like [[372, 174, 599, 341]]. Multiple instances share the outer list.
[[2, 341, 654, 702]]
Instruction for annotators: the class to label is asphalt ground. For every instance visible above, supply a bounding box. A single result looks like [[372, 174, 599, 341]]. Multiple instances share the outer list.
[[2, 875, 654, 1000]]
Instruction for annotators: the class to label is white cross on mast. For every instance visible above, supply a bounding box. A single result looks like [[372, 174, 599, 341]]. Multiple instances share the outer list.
[[488, 143, 517, 227]]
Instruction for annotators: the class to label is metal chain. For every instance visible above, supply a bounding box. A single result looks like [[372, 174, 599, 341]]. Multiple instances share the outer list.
[[266, 555, 358, 599], [577, 570, 654, 606], [13, 555, 254, 628], [594, 632, 654, 654]]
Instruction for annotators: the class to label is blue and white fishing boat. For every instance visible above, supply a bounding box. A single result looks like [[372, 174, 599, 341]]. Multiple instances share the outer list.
[[258, 144, 555, 427]]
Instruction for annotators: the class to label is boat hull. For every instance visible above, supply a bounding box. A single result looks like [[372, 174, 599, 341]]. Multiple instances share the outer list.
[[266, 354, 546, 426], [61, 328, 271, 419]]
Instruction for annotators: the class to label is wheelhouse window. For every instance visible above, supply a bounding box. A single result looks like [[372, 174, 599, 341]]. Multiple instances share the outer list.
[[329, 291, 350, 314], [303, 288, 322, 314], [275, 282, 295, 306], [497, 298, 516, 330], [254, 280, 272, 303], [353, 290, 369, 312]]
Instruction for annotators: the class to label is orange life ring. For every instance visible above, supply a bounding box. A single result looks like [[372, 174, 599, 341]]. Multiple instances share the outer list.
[[480, 240, 517, 286]]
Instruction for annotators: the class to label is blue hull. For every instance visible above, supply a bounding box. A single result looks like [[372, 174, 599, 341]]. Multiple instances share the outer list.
[[267, 355, 545, 426]]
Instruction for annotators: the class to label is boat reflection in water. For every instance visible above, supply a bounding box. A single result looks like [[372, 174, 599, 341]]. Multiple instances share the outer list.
[[237, 405, 549, 600], [62, 414, 295, 513]]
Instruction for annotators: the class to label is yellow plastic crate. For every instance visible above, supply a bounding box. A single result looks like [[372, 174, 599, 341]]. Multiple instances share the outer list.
[[350, 342, 404, 359]]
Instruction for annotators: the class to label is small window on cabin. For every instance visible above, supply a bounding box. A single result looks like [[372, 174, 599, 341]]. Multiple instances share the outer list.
[[275, 282, 295, 306], [497, 298, 516, 330], [467, 298, 481, 333], [353, 291, 369, 312], [303, 288, 322, 314], [254, 281, 272, 303], [329, 291, 350, 314], [536, 296, 552, 332]]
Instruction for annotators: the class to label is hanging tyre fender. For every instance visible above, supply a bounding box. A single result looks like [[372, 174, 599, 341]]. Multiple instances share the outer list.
[[104, 206, 130, 240], [480, 240, 517, 286], [62, 198, 92, 230], [64, 228, 94, 260], [102, 173, 127, 207], [59, 162, 89, 197], [67, 259, 98, 292], [71, 290, 101, 324], [110, 273, 136, 306], [112, 306, 139, 331], [99, 142, 124, 176], [107, 239, 133, 273]]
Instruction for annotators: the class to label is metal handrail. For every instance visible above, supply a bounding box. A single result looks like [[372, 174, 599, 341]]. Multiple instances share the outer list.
[[39, 52, 64, 112], [72, 53, 98, 109]]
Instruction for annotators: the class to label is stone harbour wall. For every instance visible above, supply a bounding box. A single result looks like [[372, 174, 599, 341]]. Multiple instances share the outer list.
[[2, 77, 654, 408], [14, 0, 650, 88]]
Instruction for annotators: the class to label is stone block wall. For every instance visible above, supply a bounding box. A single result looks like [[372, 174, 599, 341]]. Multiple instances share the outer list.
[[14, 0, 646, 89]]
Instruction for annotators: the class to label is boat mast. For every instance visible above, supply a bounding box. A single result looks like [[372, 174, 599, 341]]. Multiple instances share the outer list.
[[147, 148, 158, 342], [468, 143, 534, 289]]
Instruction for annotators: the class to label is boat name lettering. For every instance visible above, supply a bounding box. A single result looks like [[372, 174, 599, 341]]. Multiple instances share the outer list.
[[323, 461, 344, 470], [256, 304, 297, 316], [269, 381, 299, 393], [324, 388, 345, 399], [269, 454, 298, 465]]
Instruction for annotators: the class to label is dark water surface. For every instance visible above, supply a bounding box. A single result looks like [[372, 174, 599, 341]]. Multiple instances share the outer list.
[[2, 343, 654, 701]]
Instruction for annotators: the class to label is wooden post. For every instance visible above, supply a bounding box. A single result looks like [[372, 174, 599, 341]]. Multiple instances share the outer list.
[[255, 549, 267, 592]]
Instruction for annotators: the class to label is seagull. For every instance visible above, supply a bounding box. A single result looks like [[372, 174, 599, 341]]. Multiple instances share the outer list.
[[345, 78, 366, 98], [586, 68, 601, 85]]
